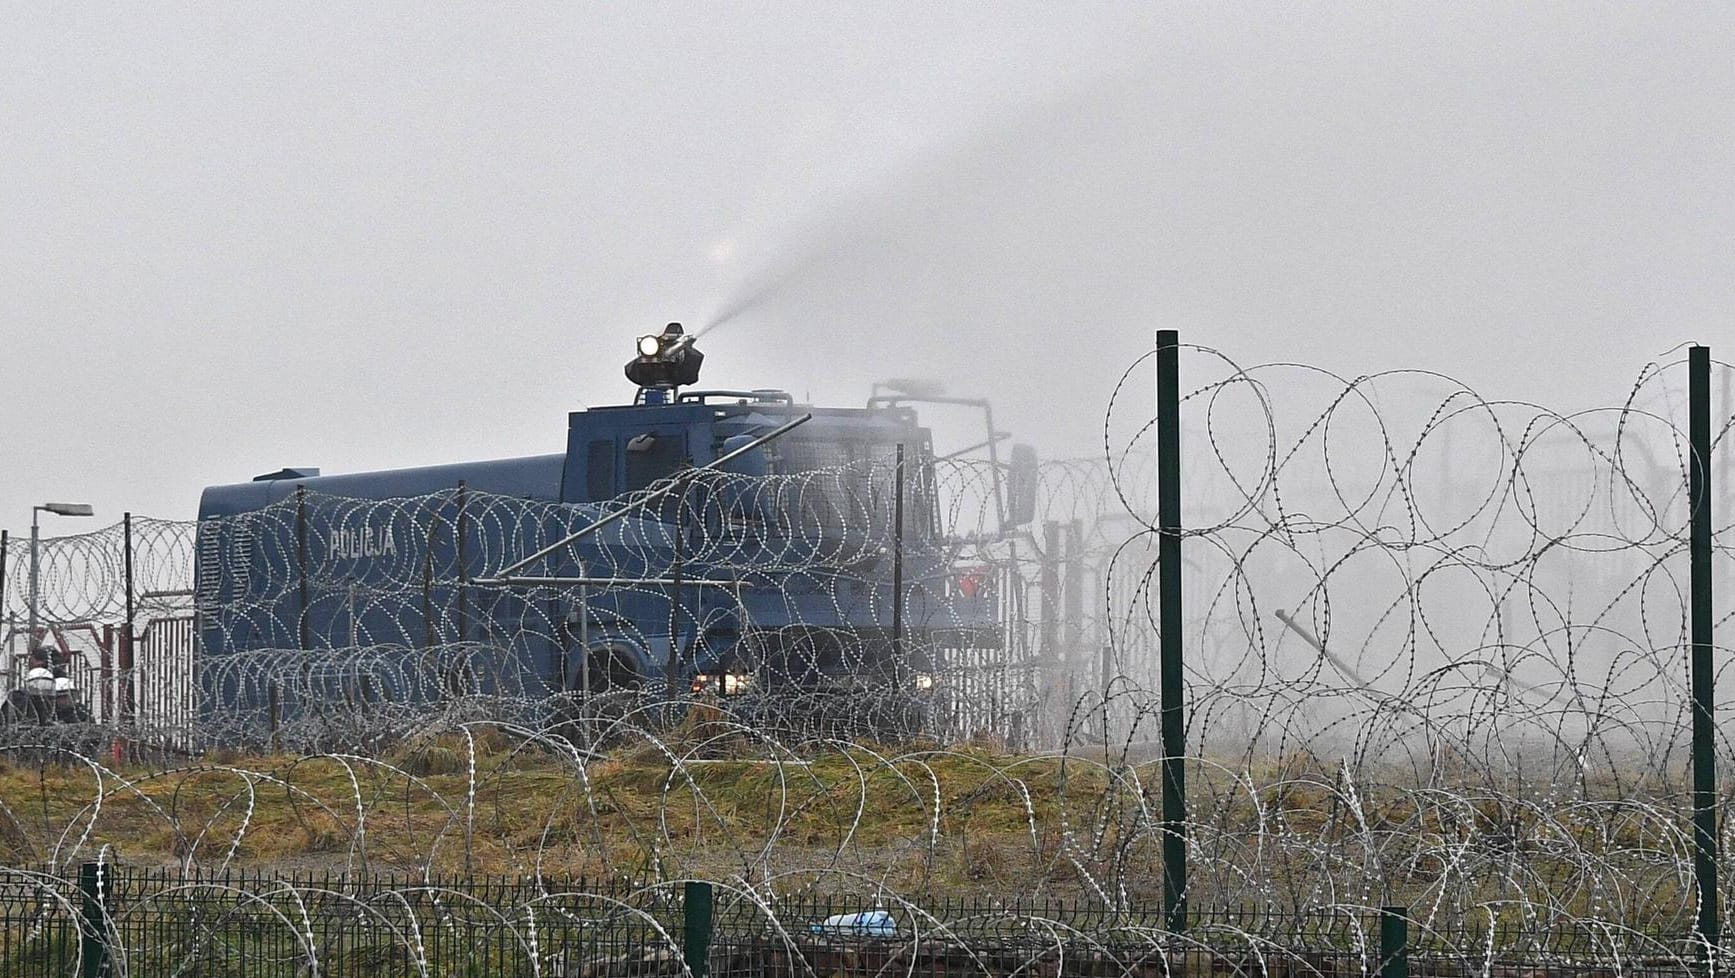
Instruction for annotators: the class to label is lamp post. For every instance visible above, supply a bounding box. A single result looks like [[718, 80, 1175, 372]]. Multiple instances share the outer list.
[[28, 502, 94, 650]]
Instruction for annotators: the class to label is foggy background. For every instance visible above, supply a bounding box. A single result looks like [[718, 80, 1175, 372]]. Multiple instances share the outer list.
[[4, 4, 1732, 530]]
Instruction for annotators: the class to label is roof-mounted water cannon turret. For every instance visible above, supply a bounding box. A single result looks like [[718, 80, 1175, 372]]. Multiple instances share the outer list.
[[625, 322, 705, 404]]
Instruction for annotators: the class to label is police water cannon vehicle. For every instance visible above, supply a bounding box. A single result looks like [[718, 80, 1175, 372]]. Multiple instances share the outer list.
[[195, 325, 1036, 723]]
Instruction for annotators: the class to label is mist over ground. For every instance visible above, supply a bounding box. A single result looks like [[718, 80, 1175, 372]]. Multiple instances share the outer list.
[[3, 5, 1732, 527]]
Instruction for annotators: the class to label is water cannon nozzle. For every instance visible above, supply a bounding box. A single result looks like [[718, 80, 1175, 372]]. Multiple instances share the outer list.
[[626, 322, 704, 393]]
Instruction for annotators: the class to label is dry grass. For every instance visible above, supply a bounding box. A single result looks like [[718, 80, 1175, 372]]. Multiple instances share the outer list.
[[0, 732, 1122, 898], [0, 729, 1698, 919]]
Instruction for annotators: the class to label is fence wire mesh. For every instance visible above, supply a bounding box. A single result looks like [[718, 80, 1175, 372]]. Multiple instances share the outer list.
[[0, 868, 1715, 977], [0, 342, 1731, 974]]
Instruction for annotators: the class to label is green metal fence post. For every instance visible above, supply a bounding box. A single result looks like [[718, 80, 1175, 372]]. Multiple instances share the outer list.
[[78, 862, 110, 978], [684, 881, 714, 978], [1379, 906, 1408, 978], [1156, 328, 1188, 933], [1689, 344, 1720, 966]]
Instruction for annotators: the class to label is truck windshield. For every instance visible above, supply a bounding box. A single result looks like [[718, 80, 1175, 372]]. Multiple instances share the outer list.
[[773, 438, 936, 543]]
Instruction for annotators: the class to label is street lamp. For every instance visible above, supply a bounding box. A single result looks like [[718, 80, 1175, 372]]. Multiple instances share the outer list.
[[28, 502, 94, 650]]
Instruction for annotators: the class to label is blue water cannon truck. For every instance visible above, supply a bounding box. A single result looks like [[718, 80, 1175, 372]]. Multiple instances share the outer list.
[[195, 325, 1034, 719]]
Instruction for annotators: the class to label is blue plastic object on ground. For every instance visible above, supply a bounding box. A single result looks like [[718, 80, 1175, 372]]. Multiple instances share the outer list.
[[810, 909, 896, 938]]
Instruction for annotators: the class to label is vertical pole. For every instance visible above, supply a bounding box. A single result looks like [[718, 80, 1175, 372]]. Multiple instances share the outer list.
[[1689, 344, 1720, 963], [455, 481, 469, 645], [668, 483, 686, 693], [269, 681, 281, 753], [295, 488, 309, 650], [722, 582, 743, 704], [120, 515, 135, 740], [0, 530, 8, 648], [79, 861, 110, 978], [1039, 521, 1060, 663], [578, 567, 592, 748], [1378, 906, 1408, 978], [891, 443, 906, 683], [1100, 641, 1113, 742], [1066, 519, 1085, 733], [683, 880, 713, 978], [451, 478, 471, 693], [100, 624, 114, 723], [422, 505, 436, 649], [1063, 519, 1083, 655], [1156, 328, 1187, 933], [0, 529, 10, 699], [28, 512, 41, 646], [580, 575, 590, 702]]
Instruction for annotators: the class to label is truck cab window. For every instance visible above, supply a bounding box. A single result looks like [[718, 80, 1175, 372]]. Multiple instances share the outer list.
[[624, 431, 688, 492], [586, 440, 616, 500]]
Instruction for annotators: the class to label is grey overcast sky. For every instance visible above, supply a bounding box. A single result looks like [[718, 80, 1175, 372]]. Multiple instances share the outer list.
[[3, 4, 1732, 528]]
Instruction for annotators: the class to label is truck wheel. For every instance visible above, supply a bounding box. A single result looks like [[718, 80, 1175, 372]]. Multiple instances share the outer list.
[[551, 645, 645, 747]]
